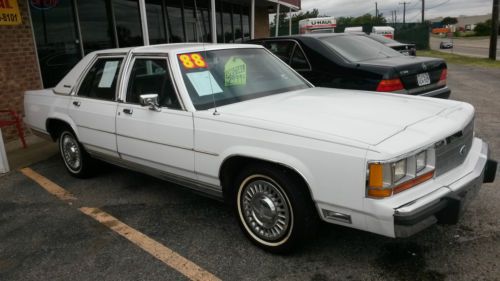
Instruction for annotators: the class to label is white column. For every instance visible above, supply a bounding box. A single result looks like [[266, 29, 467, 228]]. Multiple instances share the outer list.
[[275, 3, 280, 37], [139, 0, 150, 45], [288, 7, 292, 35], [211, 0, 217, 43], [0, 130, 9, 174], [250, 0, 255, 39]]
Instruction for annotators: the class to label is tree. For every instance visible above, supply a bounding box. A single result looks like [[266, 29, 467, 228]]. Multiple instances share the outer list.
[[441, 17, 458, 25]]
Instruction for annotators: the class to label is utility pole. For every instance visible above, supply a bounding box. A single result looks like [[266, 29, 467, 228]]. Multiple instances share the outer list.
[[399, 1, 410, 24], [375, 2, 378, 19], [421, 0, 425, 23], [490, 0, 499, 60]]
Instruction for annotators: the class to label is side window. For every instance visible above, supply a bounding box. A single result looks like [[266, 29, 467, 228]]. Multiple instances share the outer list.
[[126, 58, 181, 110], [291, 46, 311, 71], [263, 41, 295, 64], [78, 58, 123, 101]]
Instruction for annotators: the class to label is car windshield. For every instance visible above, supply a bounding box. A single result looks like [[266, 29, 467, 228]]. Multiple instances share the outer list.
[[178, 48, 310, 110], [368, 33, 398, 44], [319, 35, 403, 62]]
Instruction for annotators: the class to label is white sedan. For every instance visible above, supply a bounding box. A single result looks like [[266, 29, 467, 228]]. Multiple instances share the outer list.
[[24, 43, 497, 253]]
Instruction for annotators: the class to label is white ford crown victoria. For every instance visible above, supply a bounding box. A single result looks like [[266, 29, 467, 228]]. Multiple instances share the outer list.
[[24, 44, 496, 253]]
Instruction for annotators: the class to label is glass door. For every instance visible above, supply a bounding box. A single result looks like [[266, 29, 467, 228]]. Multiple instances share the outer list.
[[30, 0, 83, 87]]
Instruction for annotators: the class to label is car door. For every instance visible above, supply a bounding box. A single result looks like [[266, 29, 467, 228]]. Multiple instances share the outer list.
[[115, 56, 195, 179], [69, 55, 124, 157]]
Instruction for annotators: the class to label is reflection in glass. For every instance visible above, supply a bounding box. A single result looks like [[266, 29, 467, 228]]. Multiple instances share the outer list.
[[30, 1, 81, 87], [146, 0, 167, 44], [216, 0, 223, 42], [183, 0, 197, 42], [77, 0, 115, 54], [113, 0, 144, 47], [222, 2, 232, 43], [166, 0, 184, 42], [242, 7, 250, 41], [233, 5, 242, 42]]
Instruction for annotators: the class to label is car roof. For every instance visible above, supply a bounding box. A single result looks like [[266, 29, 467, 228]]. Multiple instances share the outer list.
[[90, 43, 264, 55]]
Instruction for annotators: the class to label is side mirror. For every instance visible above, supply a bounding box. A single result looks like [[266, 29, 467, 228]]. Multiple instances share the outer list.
[[139, 94, 160, 111]]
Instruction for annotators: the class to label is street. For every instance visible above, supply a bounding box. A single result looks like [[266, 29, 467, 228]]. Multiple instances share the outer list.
[[430, 35, 500, 60], [1, 64, 499, 281]]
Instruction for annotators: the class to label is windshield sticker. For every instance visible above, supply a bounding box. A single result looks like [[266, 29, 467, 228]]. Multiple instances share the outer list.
[[186, 71, 223, 97], [224, 57, 247, 87], [178, 53, 207, 69], [98, 61, 119, 88]]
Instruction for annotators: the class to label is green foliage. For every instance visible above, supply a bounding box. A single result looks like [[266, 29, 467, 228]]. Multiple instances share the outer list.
[[337, 13, 387, 26], [475, 19, 492, 36], [441, 17, 458, 25]]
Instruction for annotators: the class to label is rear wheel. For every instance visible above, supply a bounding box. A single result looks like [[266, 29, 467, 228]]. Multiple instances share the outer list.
[[233, 164, 318, 253], [58, 130, 94, 178]]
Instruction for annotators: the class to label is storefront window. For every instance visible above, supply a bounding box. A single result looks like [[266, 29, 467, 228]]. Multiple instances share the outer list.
[[233, 5, 242, 43], [197, 0, 212, 42], [216, 1, 223, 43], [242, 7, 250, 41], [146, 0, 167, 44], [113, 0, 144, 47], [222, 2, 232, 43], [77, 0, 116, 54], [183, 0, 197, 42], [166, 0, 184, 42], [30, 0, 82, 87]]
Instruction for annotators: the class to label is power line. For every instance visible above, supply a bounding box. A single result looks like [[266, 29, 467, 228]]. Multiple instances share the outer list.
[[426, 0, 451, 10]]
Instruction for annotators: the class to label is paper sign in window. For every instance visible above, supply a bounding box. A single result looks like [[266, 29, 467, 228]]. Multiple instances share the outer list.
[[98, 61, 119, 88], [186, 71, 223, 97], [224, 57, 247, 87]]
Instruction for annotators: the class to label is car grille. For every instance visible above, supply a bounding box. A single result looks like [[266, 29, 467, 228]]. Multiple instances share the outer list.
[[435, 119, 474, 177]]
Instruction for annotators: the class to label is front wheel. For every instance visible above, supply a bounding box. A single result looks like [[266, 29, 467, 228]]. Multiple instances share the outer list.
[[234, 164, 318, 253], [58, 130, 94, 178]]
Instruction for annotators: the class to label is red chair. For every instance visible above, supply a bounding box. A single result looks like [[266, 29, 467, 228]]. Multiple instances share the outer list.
[[0, 110, 27, 148]]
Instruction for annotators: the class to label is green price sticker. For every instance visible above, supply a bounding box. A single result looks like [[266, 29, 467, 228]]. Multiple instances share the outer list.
[[224, 57, 247, 86]]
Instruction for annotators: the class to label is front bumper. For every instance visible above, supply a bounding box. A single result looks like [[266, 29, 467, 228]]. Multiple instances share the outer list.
[[393, 141, 497, 237]]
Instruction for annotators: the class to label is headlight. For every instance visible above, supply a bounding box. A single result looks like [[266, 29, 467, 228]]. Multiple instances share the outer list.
[[367, 149, 435, 198]]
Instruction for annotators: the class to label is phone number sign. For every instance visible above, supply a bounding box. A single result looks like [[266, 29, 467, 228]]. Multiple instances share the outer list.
[[0, 0, 21, 25]]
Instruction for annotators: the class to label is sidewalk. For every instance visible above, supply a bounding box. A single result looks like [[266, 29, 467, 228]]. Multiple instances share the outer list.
[[2, 134, 58, 173]]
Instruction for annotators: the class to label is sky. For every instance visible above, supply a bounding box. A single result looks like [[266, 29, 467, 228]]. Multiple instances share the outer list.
[[298, 0, 493, 22]]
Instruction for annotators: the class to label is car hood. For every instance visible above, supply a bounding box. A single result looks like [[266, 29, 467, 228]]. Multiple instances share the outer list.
[[217, 87, 463, 146]]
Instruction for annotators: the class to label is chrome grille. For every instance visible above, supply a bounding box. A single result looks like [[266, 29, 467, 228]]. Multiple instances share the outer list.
[[435, 119, 474, 177]]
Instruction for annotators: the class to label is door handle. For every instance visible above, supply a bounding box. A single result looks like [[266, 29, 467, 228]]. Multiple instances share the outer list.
[[123, 108, 133, 115], [72, 101, 81, 107]]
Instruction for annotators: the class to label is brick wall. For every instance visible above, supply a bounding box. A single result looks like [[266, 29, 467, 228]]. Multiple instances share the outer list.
[[0, 0, 42, 143]]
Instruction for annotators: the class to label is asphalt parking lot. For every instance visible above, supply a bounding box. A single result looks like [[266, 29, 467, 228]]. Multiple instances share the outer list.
[[1, 64, 499, 281]]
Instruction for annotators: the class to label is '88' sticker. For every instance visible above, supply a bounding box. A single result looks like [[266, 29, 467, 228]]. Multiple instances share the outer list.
[[178, 53, 207, 69]]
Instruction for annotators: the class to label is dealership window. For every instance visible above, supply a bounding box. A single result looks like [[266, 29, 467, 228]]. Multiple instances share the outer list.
[[113, 0, 143, 47], [30, 0, 82, 87], [77, 0, 116, 54], [222, 2, 232, 43], [146, 0, 168, 44], [166, 0, 184, 42], [30, 0, 253, 87]]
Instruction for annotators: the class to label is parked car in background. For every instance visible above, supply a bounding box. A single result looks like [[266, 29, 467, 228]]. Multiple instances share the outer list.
[[366, 33, 417, 56], [248, 34, 450, 98], [440, 41, 454, 49], [24, 43, 496, 253]]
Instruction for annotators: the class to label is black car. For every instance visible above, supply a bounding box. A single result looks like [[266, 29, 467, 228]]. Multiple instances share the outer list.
[[248, 34, 450, 99], [366, 33, 417, 56]]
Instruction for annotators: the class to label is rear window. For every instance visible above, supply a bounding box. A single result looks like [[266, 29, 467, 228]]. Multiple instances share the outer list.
[[368, 34, 398, 44], [319, 35, 403, 62]]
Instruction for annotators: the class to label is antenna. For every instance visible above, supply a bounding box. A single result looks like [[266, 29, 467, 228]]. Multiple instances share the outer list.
[[194, 0, 218, 115]]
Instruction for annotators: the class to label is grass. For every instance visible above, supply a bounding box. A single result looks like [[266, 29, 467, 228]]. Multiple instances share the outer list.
[[418, 50, 500, 68]]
